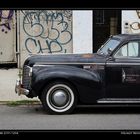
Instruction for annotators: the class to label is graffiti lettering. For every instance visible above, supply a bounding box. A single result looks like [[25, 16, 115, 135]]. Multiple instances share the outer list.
[[136, 10, 140, 19], [124, 10, 140, 34], [25, 38, 66, 54], [0, 10, 14, 33], [130, 22, 140, 30], [22, 10, 72, 54], [62, 10, 72, 21], [21, 10, 72, 22]]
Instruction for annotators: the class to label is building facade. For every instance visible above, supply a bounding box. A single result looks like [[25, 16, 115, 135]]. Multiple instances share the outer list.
[[0, 10, 139, 68]]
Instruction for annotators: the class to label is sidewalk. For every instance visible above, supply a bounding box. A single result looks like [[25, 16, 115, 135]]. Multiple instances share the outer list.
[[0, 68, 39, 102]]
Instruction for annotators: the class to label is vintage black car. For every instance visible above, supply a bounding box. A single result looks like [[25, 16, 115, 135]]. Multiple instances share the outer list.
[[15, 34, 140, 114]]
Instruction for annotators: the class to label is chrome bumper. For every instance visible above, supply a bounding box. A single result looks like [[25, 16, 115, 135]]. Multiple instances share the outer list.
[[15, 79, 29, 96]]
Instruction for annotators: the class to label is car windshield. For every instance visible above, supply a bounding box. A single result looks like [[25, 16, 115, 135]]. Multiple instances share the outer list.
[[97, 38, 121, 55]]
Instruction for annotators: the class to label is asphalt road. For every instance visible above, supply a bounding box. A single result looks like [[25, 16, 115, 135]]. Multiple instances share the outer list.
[[0, 105, 140, 131]]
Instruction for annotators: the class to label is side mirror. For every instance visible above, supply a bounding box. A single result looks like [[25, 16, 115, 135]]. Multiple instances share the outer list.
[[107, 48, 112, 54], [108, 56, 115, 61]]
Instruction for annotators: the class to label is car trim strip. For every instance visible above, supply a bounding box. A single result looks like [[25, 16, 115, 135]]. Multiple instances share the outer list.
[[34, 63, 105, 66], [106, 62, 140, 66], [98, 98, 140, 103]]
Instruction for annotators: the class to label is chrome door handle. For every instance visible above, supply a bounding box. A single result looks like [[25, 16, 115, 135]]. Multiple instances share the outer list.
[[122, 69, 126, 82]]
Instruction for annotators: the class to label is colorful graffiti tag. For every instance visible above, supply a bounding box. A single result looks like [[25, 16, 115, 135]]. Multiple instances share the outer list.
[[0, 10, 14, 34]]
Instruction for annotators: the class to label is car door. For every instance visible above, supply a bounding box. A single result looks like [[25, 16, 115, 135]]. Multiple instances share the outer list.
[[105, 41, 140, 99]]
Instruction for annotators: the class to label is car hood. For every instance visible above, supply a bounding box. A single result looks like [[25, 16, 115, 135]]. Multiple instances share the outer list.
[[24, 53, 107, 67]]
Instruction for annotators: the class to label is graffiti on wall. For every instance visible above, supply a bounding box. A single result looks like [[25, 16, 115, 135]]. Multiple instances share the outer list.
[[123, 10, 140, 34], [21, 10, 72, 54], [129, 10, 140, 31], [0, 10, 14, 34]]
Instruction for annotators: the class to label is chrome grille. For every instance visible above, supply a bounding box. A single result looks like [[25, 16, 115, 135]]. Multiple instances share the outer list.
[[22, 65, 30, 89]]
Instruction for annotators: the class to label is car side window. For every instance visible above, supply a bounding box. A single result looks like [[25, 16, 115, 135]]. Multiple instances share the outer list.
[[114, 42, 139, 58]]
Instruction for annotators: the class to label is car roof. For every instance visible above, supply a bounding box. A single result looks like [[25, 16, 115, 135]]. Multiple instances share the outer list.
[[112, 34, 140, 41]]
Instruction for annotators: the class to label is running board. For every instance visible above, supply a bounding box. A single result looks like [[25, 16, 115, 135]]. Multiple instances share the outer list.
[[97, 98, 140, 103]]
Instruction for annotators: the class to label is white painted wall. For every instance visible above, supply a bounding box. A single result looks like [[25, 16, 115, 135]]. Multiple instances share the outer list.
[[122, 10, 140, 34], [73, 10, 93, 54], [0, 10, 16, 62]]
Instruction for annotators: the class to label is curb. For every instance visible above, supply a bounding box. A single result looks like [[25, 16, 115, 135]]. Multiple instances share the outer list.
[[0, 100, 41, 105], [0, 101, 9, 105]]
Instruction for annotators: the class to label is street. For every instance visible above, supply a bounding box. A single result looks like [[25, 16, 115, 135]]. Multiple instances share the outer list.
[[0, 105, 140, 130]]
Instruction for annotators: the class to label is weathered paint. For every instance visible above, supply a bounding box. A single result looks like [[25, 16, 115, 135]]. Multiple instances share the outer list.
[[0, 10, 16, 62]]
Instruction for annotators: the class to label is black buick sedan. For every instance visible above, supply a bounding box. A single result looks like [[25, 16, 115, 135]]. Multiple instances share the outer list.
[[15, 34, 140, 114]]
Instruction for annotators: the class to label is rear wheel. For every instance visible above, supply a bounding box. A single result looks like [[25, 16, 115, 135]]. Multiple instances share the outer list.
[[41, 81, 77, 114]]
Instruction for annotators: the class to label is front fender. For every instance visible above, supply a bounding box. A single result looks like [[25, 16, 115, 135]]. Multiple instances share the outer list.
[[31, 65, 102, 103]]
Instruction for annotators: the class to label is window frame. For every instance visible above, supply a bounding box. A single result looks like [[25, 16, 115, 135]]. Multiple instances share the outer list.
[[113, 41, 140, 59]]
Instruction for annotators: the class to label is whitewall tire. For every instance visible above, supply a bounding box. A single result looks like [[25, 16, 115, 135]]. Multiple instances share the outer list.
[[41, 81, 77, 114]]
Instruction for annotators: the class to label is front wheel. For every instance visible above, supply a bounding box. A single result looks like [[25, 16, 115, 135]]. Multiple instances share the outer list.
[[41, 81, 77, 114]]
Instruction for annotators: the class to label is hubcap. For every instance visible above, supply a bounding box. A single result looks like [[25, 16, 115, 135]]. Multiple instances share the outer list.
[[46, 84, 75, 113], [52, 90, 68, 106]]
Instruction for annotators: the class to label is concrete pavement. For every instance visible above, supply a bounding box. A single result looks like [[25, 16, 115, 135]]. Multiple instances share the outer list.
[[0, 105, 140, 129], [0, 68, 39, 101]]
